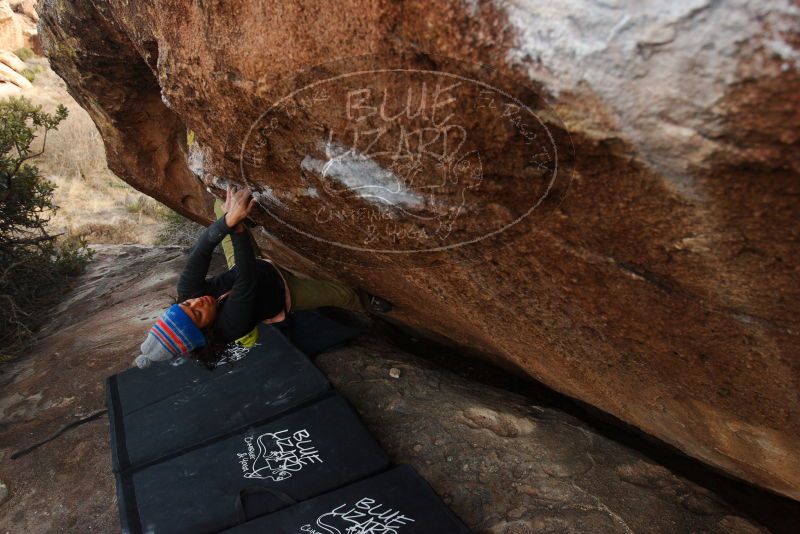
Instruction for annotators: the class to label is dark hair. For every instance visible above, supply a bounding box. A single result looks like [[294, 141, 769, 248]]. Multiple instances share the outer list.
[[172, 293, 229, 370], [185, 327, 225, 370]]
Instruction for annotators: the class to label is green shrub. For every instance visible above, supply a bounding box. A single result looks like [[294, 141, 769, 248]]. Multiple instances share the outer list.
[[125, 195, 144, 213], [19, 65, 43, 84], [125, 194, 170, 219], [14, 47, 34, 61], [0, 97, 92, 360], [20, 68, 36, 83]]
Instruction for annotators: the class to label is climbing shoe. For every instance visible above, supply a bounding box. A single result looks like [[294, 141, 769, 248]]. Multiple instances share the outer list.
[[359, 291, 393, 314]]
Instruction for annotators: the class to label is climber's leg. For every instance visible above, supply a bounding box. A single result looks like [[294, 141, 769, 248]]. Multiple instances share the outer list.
[[277, 267, 365, 312], [215, 197, 389, 314]]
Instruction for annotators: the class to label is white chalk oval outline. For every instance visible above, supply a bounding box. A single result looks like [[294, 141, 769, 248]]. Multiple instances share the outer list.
[[240, 67, 561, 254]]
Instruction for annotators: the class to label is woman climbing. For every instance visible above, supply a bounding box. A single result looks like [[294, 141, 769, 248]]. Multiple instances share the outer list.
[[134, 184, 391, 369]]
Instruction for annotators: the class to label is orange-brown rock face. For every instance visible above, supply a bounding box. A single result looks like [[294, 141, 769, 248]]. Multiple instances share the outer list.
[[39, 0, 800, 498]]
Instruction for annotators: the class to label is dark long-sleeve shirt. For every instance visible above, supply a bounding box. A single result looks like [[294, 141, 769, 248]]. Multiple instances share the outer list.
[[176, 216, 285, 342]]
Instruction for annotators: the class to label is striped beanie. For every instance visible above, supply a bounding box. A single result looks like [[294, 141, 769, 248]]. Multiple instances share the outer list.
[[134, 304, 207, 369]]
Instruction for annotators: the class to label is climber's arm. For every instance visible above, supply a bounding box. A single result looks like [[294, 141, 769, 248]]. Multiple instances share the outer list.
[[177, 184, 255, 301], [211, 227, 259, 340], [176, 216, 235, 300], [210, 186, 259, 340]]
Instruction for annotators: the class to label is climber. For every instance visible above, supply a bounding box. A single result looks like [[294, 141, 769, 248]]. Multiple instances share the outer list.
[[134, 184, 392, 369]]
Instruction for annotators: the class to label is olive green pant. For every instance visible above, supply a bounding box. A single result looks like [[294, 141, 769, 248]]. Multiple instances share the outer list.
[[214, 199, 363, 312]]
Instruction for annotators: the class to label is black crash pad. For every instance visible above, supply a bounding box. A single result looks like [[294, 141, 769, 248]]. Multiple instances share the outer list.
[[282, 309, 362, 357], [110, 312, 357, 418], [222, 465, 471, 533], [107, 351, 214, 417], [107, 324, 330, 472], [116, 394, 390, 534]]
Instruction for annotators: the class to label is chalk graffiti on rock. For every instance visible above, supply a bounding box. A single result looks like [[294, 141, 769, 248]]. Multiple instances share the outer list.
[[237, 428, 323, 482], [310, 80, 484, 245], [239, 54, 572, 260]]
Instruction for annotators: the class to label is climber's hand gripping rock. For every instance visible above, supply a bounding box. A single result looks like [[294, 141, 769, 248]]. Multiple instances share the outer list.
[[223, 184, 256, 233]]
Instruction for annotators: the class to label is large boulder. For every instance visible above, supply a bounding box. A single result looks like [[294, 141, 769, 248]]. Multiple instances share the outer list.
[[0, 0, 22, 50], [0, 49, 33, 97], [0, 60, 30, 88], [38, 0, 800, 498], [0, 0, 39, 52], [0, 49, 25, 71], [10, 0, 38, 23]]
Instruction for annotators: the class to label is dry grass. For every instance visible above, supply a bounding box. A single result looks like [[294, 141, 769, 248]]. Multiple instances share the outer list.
[[20, 57, 178, 245], [0, 56, 204, 360]]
